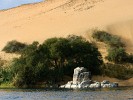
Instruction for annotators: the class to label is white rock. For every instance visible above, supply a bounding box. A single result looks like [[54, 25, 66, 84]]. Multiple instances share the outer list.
[[60, 85, 65, 88], [71, 84, 78, 89], [60, 67, 118, 89], [65, 84, 71, 88], [78, 80, 91, 88], [73, 67, 87, 84], [89, 82, 101, 88]]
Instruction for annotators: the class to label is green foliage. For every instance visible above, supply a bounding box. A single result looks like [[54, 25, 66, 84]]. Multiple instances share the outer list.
[[92, 30, 133, 64], [106, 47, 127, 63], [0, 58, 11, 84], [67, 35, 103, 74], [0, 67, 12, 84], [10, 35, 103, 87], [92, 30, 124, 48], [126, 54, 133, 63], [102, 63, 133, 80], [92, 31, 111, 42], [2, 40, 27, 53], [80, 30, 133, 80], [10, 42, 50, 87]]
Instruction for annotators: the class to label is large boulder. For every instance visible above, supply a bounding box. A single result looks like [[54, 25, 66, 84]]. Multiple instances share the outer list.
[[73, 67, 91, 84], [73, 67, 86, 84]]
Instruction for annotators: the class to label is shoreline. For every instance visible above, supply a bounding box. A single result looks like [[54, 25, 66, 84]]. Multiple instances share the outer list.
[[0, 86, 133, 92], [0, 82, 133, 90]]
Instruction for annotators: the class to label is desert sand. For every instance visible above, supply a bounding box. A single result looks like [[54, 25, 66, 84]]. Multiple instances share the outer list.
[[0, 0, 133, 53]]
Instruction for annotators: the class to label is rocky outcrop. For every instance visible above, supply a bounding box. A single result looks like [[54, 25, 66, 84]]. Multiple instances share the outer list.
[[73, 67, 90, 84], [60, 67, 118, 89]]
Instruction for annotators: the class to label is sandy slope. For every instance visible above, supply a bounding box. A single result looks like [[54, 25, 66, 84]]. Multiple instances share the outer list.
[[0, 51, 19, 61], [0, 0, 133, 53]]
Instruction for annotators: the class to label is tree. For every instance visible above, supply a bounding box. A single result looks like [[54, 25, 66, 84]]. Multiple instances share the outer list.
[[2, 40, 27, 53], [92, 30, 124, 48], [10, 35, 103, 87], [106, 47, 127, 63], [11, 42, 49, 87], [67, 35, 103, 74]]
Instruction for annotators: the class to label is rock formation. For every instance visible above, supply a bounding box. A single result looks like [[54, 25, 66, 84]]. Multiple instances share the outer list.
[[60, 67, 118, 89], [73, 67, 90, 84]]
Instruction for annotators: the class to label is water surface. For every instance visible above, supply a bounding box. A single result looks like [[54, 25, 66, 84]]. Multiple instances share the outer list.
[[0, 88, 133, 100]]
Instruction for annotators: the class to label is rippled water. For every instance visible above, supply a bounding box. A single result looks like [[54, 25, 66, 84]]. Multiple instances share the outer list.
[[0, 88, 133, 100]]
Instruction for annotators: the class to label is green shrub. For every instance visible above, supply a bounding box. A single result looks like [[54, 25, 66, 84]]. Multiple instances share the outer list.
[[2, 40, 27, 53], [126, 54, 133, 63], [92, 30, 124, 48], [92, 30, 111, 42], [92, 30, 132, 64], [10, 35, 103, 87], [0, 67, 12, 84], [102, 63, 133, 80], [106, 47, 127, 63]]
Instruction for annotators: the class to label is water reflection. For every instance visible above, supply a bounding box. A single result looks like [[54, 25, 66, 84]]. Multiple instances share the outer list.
[[0, 88, 133, 100]]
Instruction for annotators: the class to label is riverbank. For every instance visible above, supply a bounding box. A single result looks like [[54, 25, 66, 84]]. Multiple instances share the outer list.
[[0, 85, 133, 91], [0, 76, 133, 89], [92, 76, 133, 87]]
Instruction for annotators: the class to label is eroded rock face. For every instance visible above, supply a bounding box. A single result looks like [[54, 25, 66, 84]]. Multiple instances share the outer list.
[[79, 72, 91, 83], [73, 67, 90, 85]]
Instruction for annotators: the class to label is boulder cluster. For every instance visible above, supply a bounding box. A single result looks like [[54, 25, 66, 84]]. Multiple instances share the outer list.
[[60, 67, 118, 89]]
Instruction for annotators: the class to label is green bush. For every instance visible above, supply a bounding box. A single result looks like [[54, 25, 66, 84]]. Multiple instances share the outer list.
[[102, 63, 133, 80], [10, 35, 103, 87], [126, 54, 133, 63], [92, 30, 124, 48], [106, 47, 127, 63], [92, 30, 133, 64], [92, 30, 111, 42], [2, 40, 27, 53], [0, 67, 12, 84]]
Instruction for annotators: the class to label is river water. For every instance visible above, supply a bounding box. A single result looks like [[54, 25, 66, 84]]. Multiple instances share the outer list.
[[0, 88, 133, 100]]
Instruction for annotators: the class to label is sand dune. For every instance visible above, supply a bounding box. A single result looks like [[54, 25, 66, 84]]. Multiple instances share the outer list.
[[0, 0, 133, 53]]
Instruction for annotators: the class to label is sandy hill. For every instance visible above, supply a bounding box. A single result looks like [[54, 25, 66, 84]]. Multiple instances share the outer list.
[[0, 0, 133, 53]]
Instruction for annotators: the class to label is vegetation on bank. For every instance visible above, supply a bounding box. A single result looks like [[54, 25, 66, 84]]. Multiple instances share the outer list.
[[92, 30, 133, 64], [92, 30, 133, 80], [101, 63, 133, 80], [0, 35, 102, 87], [0, 31, 133, 88], [2, 40, 27, 53]]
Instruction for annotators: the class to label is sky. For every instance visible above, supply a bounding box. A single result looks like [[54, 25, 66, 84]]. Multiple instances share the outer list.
[[0, 0, 43, 10]]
